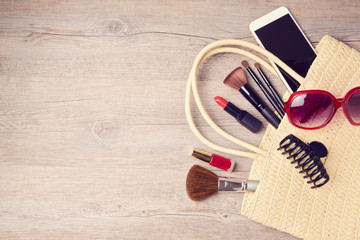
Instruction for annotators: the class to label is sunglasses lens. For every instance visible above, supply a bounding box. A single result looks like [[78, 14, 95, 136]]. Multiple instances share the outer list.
[[289, 93, 334, 129], [347, 89, 360, 124]]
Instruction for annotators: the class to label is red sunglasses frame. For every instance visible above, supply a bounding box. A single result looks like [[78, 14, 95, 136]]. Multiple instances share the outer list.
[[284, 86, 360, 130]]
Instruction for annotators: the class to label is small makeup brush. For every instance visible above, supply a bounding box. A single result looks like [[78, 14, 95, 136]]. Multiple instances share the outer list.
[[254, 62, 285, 113], [223, 67, 281, 129], [186, 165, 259, 201], [242, 60, 285, 118]]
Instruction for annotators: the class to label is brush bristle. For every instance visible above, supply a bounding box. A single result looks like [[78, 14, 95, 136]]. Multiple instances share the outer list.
[[186, 165, 219, 201], [254, 62, 260, 69], [241, 60, 249, 68], [223, 67, 247, 90]]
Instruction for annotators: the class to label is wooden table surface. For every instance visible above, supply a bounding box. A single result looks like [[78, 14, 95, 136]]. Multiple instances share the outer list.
[[0, 1, 359, 239]]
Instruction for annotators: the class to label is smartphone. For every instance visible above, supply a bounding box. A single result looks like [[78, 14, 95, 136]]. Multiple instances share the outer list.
[[249, 7, 317, 93]]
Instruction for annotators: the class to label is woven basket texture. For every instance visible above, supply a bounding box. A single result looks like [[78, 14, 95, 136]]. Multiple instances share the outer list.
[[241, 35, 360, 240]]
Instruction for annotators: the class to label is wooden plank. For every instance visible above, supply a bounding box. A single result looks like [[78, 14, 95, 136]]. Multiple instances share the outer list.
[[0, 0, 359, 239], [0, 165, 296, 240]]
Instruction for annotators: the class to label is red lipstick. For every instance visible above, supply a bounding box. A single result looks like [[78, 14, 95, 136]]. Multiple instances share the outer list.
[[214, 96, 262, 133], [214, 96, 228, 108], [192, 148, 235, 172]]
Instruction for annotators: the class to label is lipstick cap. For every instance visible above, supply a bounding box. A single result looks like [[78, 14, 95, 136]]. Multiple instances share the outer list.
[[225, 102, 262, 133], [238, 110, 262, 133], [192, 149, 212, 163]]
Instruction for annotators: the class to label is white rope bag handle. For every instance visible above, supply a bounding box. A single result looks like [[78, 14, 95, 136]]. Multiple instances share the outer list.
[[185, 39, 305, 159]]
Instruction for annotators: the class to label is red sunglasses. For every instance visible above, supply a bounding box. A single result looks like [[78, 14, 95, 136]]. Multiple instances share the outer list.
[[284, 86, 360, 130]]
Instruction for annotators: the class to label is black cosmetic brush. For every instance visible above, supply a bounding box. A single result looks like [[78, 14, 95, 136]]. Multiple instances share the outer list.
[[242, 60, 285, 118], [186, 165, 259, 201], [223, 67, 281, 129], [254, 62, 285, 113]]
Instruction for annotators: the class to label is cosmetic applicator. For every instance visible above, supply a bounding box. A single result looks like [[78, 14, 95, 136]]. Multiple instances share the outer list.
[[192, 148, 235, 172], [254, 62, 285, 113], [214, 96, 262, 133], [223, 67, 281, 128], [186, 165, 259, 201], [242, 60, 285, 118]]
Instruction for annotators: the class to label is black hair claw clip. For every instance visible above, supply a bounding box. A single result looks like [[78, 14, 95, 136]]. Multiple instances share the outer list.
[[277, 134, 330, 189]]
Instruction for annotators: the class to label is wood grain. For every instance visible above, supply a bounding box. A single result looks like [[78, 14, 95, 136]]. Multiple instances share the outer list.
[[0, 0, 359, 239]]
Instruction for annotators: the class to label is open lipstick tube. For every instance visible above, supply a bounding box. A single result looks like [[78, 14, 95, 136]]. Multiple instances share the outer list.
[[215, 96, 262, 133]]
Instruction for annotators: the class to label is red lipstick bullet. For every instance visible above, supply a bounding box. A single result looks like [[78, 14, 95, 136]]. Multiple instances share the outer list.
[[192, 149, 235, 172], [214, 96, 262, 133]]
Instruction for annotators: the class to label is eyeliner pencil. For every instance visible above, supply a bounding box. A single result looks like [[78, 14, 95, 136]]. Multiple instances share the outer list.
[[242, 61, 285, 118], [254, 62, 285, 113]]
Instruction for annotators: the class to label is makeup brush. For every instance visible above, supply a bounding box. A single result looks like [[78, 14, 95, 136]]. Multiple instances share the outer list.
[[186, 165, 259, 201], [223, 67, 281, 129], [242, 60, 285, 118], [254, 62, 285, 113]]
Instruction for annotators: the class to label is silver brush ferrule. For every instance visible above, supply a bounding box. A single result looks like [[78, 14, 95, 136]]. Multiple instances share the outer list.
[[218, 178, 259, 192]]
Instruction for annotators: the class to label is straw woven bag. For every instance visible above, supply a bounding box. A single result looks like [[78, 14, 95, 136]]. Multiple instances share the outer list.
[[185, 35, 360, 240], [241, 35, 360, 240]]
